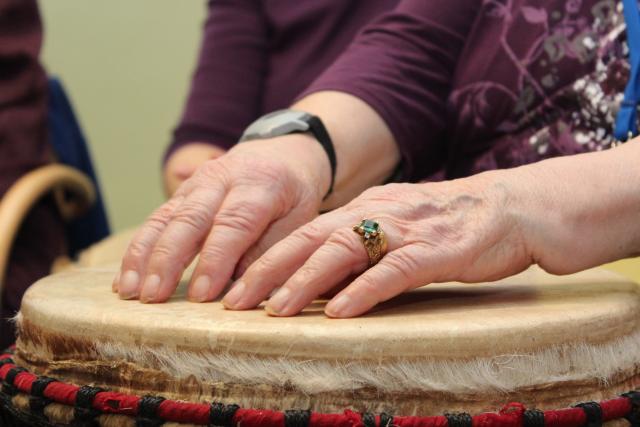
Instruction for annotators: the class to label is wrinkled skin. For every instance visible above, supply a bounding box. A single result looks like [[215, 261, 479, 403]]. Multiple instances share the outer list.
[[117, 136, 640, 318], [114, 135, 330, 303], [224, 174, 534, 318], [163, 143, 227, 197]]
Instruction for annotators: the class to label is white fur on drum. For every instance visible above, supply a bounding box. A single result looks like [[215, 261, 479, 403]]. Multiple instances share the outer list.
[[89, 329, 640, 395]]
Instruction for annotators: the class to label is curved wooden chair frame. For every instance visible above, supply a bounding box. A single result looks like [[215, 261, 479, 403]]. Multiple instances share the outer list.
[[0, 164, 96, 308]]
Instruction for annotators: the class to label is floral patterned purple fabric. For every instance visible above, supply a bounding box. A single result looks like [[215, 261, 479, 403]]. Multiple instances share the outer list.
[[303, 0, 638, 182]]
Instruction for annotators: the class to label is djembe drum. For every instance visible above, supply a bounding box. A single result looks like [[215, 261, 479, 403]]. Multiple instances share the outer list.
[[2, 266, 640, 427]]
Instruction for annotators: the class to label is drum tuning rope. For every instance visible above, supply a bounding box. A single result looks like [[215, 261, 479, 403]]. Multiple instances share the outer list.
[[2, 348, 640, 427]]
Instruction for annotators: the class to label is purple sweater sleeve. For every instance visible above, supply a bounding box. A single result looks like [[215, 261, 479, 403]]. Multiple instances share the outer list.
[[300, 0, 480, 182], [0, 0, 50, 194], [167, 0, 267, 160]]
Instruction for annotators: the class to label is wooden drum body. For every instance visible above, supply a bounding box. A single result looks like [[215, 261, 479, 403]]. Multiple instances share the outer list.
[[3, 266, 640, 426]]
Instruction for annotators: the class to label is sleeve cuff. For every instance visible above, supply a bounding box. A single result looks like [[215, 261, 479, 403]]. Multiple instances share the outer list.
[[163, 126, 239, 166]]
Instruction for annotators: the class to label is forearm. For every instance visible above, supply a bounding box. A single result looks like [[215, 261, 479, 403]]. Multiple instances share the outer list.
[[293, 91, 400, 209], [507, 140, 640, 273]]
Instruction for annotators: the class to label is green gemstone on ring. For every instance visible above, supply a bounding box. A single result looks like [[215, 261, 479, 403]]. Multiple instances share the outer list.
[[360, 219, 379, 235]]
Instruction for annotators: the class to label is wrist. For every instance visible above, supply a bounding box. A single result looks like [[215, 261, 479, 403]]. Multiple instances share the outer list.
[[497, 166, 543, 262], [238, 109, 337, 201], [469, 167, 541, 268], [284, 134, 333, 201], [235, 135, 332, 204], [499, 148, 640, 274]]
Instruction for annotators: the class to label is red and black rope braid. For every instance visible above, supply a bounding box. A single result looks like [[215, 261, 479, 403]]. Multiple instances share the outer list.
[[2, 366, 26, 396], [573, 402, 603, 427], [29, 376, 56, 417], [523, 408, 545, 427], [285, 409, 312, 427], [622, 391, 640, 427], [444, 412, 473, 427], [210, 401, 240, 426], [0, 350, 638, 427], [74, 385, 104, 426], [137, 395, 166, 427]]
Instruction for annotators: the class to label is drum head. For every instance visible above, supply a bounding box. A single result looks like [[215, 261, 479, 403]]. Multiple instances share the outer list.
[[14, 266, 640, 415]]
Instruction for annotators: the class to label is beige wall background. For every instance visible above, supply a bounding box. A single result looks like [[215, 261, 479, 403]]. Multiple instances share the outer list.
[[40, 0, 206, 232]]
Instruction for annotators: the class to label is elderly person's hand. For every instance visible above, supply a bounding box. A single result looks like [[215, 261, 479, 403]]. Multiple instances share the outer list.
[[115, 134, 332, 303], [223, 173, 530, 317], [114, 92, 400, 304], [224, 141, 640, 317]]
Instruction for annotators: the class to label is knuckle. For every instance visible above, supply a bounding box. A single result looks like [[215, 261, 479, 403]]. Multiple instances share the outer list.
[[250, 254, 279, 277], [125, 240, 149, 263], [326, 229, 362, 258], [199, 158, 223, 176], [172, 202, 212, 231], [152, 204, 173, 220], [214, 203, 262, 234], [150, 242, 174, 260], [292, 263, 324, 286], [292, 222, 326, 244], [248, 201, 271, 219], [354, 274, 381, 297], [381, 252, 418, 282], [192, 160, 230, 187], [145, 216, 168, 235], [173, 184, 190, 197], [144, 202, 177, 231], [199, 243, 227, 264]]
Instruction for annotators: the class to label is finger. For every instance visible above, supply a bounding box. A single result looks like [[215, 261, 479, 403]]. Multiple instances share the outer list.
[[264, 227, 371, 316], [234, 203, 318, 278], [112, 270, 121, 293], [186, 189, 282, 302], [115, 196, 184, 299], [138, 186, 225, 303], [222, 212, 350, 310], [265, 219, 407, 316], [325, 246, 429, 318]]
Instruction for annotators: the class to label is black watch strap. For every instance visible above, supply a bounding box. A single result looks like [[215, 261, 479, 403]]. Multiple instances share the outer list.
[[239, 109, 337, 199], [305, 115, 336, 198]]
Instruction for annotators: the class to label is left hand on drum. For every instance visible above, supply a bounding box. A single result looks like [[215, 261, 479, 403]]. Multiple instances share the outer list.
[[114, 135, 332, 304]]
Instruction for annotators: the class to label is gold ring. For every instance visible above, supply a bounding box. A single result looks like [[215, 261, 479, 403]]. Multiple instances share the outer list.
[[353, 219, 388, 266]]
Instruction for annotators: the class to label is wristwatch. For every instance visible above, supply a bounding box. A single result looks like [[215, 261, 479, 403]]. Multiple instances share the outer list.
[[239, 109, 337, 198]]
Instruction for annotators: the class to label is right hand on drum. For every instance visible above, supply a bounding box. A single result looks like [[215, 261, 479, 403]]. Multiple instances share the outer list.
[[114, 134, 332, 303]]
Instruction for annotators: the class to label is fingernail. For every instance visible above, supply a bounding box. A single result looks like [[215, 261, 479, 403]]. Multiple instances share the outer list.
[[119, 270, 140, 299], [266, 287, 291, 315], [140, 274, 161, 303], [222, 280, 246, 309], [189, 275, 212, 302], [112, 271, 121, 293], [325, 294, 354, 318]]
